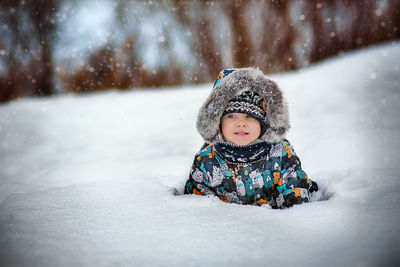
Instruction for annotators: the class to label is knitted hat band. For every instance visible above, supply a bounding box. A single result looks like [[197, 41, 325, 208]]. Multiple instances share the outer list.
[[223, 91, 267, 120], [224, 101, 265, 119]]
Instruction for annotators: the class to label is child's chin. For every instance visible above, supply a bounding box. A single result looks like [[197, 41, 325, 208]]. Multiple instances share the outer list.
[[232, 139, 252, 146]]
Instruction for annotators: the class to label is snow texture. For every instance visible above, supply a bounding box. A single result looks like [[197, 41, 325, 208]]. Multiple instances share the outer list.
[[1, 42, 400, 267]]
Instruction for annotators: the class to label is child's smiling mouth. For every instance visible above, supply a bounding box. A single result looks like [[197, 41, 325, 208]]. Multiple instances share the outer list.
[[234, 131, 249, 136]]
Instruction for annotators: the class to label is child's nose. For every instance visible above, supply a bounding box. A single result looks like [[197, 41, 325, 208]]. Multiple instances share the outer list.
[[236, 119, 247, 127]]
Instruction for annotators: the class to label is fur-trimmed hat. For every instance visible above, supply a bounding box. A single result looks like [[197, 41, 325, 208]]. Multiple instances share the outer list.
[[197, 67, 290, 144]]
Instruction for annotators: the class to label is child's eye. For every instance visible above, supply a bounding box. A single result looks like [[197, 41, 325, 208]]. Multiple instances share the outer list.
[[227, 114, 236, 119], [246, 115, 257, 120]]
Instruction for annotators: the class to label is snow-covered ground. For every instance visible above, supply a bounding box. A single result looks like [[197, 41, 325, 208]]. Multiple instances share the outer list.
[[1, 42, 400, 267]]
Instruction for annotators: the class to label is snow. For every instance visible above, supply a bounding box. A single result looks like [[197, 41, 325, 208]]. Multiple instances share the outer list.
[[1, 42, 400, 266]]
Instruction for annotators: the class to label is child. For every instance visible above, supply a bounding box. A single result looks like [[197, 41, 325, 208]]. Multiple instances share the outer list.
[[184, 67, 318, 209]]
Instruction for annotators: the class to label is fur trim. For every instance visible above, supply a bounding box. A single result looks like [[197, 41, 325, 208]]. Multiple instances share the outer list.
[[197, 67, 290, 144]]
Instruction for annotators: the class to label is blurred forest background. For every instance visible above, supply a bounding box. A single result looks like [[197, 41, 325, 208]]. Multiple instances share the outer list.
[[0, 0, 399, 103]]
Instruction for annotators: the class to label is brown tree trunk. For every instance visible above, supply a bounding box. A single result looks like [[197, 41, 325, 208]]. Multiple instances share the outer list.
[[227, 0, 254, 68], [28, 0, 56, 96]]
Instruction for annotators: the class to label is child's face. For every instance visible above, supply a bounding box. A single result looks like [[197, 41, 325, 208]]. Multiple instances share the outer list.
[[221, 113, 261, 146]]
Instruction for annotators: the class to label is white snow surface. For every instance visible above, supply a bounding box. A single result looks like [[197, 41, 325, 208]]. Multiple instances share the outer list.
[[1, 43, 400, 267]]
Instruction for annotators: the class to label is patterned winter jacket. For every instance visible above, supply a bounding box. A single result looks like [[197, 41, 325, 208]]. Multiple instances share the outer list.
[[184, 140, 312, 208], [185, 67, 317, 208]]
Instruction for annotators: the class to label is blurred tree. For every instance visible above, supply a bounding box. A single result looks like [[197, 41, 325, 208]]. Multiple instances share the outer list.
[[307, 0, 400, 62], [193, 9, 223, 81], [1, 0, 400, 102], [226, 0, 254, 68], [0, 0, 58, 101], [116, 37, 143, 88], [63, 47, 117, 92], [265, 0, 298, 72]]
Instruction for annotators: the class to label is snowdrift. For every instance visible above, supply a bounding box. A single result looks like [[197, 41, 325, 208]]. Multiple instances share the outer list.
[[1, 42, 400, 266]]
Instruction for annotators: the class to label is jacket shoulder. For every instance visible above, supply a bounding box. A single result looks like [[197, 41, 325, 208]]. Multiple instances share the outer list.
[[193, 144, 215, 161]]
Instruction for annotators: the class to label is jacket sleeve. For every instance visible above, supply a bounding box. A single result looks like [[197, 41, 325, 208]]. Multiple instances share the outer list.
[[271, 140, 316, 209], [184, 154, 217, 197]]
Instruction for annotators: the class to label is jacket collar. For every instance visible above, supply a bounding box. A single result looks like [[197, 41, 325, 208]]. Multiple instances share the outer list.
[[213, 140, 271, 164]]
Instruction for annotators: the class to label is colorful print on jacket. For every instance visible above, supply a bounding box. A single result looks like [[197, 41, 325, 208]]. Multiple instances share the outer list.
[[184, 139, 311, 209]]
